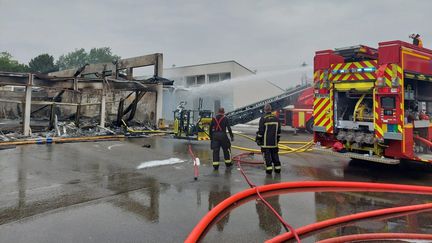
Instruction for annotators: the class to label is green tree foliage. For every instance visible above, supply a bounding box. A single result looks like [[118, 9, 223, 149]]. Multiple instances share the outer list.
[[88, 47, 120, 65], [57, 47, 120, 70], [0, 52, 29, 72], [28, 54, 58, 73], [56, 48, 88, 70]]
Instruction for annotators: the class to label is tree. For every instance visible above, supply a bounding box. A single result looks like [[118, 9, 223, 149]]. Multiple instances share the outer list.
[[28, 54, 58, 73], [87, 47, 120, 65], [56, 47, 120, 70], [56, 48, 88, 70], [0, 52, 29, 72]]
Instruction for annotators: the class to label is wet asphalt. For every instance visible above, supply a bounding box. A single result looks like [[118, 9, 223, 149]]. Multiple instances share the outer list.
[[1, 127, 432, 243]]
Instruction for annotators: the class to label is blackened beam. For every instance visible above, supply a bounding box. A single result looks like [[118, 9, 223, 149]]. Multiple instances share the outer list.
[[0, 72, 159, 91], [48, 53, 163, 78]]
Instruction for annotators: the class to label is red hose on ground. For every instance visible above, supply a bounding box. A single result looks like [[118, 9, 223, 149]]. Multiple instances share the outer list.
[[266, 202, 432, 243], [188, 144, 199, 180], [233, 152, 264, 165], [234, 154, 301, 243], [316, 233, 432, 243], [184, 181, 432, 243]]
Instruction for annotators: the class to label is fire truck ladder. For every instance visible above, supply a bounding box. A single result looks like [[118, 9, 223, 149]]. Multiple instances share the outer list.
[[226, 84, 311, 126]]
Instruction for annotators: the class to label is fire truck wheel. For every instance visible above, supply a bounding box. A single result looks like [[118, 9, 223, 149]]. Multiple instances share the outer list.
[[306, 119, 314, 134]]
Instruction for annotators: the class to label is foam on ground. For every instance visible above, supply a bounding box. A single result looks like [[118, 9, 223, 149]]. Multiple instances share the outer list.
[[137, 158, 185, 169]]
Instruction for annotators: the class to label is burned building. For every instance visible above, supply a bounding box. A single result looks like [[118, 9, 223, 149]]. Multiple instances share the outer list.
[[0, 53, 172, 138]]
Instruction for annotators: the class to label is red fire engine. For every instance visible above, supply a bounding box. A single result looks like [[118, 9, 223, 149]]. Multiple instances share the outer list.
[[278, 87, 314, 133], [313, 41, 432, 164]]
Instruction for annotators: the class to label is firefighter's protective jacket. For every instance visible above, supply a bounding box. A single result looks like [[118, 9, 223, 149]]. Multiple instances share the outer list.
[[256, 112, 281, 148], [209, 114, 233, 149]]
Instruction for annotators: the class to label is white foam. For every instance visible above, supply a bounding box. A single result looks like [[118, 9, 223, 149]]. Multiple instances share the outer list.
[[108, 144, 124, 150], [137, 158, 185, 169]]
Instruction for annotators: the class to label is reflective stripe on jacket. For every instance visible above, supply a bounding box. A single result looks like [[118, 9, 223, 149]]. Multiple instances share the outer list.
[[257, 112, 281, 148]]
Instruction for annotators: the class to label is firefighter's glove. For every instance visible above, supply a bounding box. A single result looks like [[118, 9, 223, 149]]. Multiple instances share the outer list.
[[230, 135, 234, 142], [255, 132, 263, 146]]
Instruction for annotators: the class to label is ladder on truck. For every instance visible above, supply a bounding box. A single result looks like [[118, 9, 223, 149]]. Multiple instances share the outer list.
[[226, 83, 311, 126]]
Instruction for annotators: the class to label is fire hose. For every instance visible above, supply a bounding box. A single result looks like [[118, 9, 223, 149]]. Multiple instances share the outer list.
[[184, 181, 432, 243], [232, 132, 314, 154], [185, 133, 315, 241], [185, 134, 432, 242], [266, 202, 432, 242], [316, 233, 432, 243], [233, 153, 301, 242]]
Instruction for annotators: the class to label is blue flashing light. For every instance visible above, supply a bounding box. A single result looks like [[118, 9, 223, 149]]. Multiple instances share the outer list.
[[363, 67, 376, 72]]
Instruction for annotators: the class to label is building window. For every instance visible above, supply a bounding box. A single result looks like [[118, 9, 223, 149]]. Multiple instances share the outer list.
[[196, 75, 205, 85], [220, 72, 231, 81], [186, 75, 205, 87], [208, 72, 231, 83]]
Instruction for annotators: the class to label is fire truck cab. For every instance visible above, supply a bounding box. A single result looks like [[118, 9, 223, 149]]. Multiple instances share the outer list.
[[313, 41, 432, 164]]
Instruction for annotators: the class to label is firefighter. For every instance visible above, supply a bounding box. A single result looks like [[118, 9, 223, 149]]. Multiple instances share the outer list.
[[209, 107, 234, 170], [256, 104, 281, 174], [409, 34, 423, 47]]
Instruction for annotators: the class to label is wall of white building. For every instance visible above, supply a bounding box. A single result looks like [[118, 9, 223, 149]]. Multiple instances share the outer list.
[[162, 61, 282, 122]]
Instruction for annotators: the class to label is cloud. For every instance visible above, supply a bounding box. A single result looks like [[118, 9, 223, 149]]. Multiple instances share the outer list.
[[0, 0, 430, 71]]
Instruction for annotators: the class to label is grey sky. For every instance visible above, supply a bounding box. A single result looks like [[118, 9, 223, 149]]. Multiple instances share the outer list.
[[1, 0, 430, 71]]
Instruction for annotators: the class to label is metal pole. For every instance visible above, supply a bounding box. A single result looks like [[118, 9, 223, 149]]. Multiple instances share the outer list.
[[100, 80, 106, 127], [23, 74, 33, 136]]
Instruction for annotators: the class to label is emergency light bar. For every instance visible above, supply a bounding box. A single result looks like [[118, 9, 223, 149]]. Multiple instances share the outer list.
[[332, 67, 376, 74]]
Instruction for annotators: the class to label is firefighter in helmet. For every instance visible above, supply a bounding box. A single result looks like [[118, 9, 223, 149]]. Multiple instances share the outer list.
[[209, 107, 234, 170], [409, 34, 423, 48], [256, 104, 282, 174]]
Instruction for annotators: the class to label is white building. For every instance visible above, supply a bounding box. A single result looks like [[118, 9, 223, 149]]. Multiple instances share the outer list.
[[162, 60, 282, 122]]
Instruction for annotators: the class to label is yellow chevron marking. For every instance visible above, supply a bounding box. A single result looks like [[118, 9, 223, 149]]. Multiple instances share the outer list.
[[353, 62, 364, 69], [385, 68, 393, 77], [334, 63, 343, 70], [314, 103, 329, 121], [314, 99, 328, 115], [354, 73, 364, 80], [365, 73, 375, 80], [318, 117, 329, 127], [313, 98, 320, 107], [385, 81, 392, 87], [391, 65, 398, 79], [342, 74, 350, 81], [397, 65, 402, 74], [375, 125, 384, 136], [363, 60, 374, 67], [343, 63, 352, 70]]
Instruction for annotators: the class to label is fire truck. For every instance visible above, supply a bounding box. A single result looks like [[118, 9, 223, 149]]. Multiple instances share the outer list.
[[313, 40, 432, 164], [278, 86, 314, 133]]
